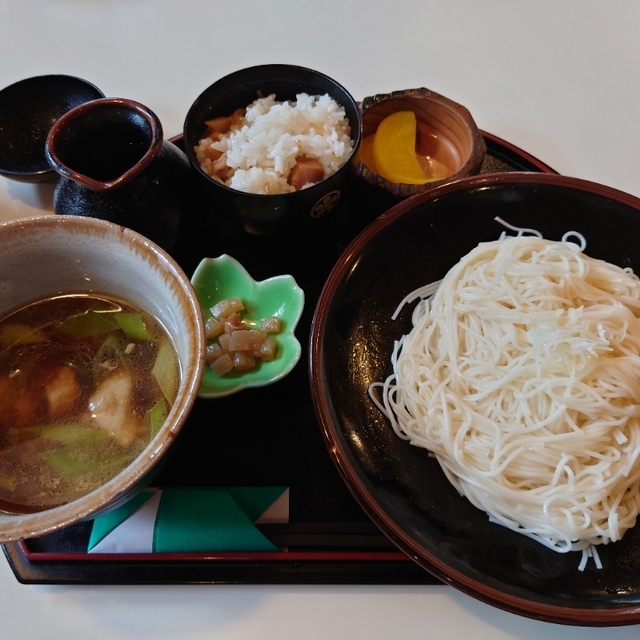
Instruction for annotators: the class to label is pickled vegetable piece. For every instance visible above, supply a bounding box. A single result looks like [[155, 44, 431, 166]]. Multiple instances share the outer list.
[[229, 329, 265, 354], [205, 316, 224, 339], [218, 333, 231, 352], [356, 134, 377, 172], [205, 297, 283, 377], [224, 312, 245, 334], [205, 342, 224, 363], [233, 352, 256, 371], [261, 317, 282, 333], [259, 337, 277, 362], [228, 329, 253, 352], [372, 111, 437, 185], [210, 353, 234, 376], [210, 297, 244, 320]]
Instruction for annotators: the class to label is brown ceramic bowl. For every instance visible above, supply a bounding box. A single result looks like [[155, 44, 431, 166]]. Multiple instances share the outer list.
[[355, 87, 486, 198]]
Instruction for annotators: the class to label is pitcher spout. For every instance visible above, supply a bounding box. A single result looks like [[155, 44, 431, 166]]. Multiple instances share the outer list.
[[45, 97, 163, 192]]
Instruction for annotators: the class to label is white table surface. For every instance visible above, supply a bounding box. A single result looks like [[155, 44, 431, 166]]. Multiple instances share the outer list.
[[2, 1, 640, 637]]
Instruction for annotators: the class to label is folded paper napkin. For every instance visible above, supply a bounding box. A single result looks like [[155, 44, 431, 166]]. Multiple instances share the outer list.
[[88, 486, 289, 553]]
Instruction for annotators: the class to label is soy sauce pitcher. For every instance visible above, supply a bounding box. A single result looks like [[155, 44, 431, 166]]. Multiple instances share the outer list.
[[45, 98, 192, 250]]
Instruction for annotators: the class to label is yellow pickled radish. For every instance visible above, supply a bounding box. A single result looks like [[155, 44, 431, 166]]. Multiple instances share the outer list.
[[372, 111, 437, 185], [356, 134, 378, 172]]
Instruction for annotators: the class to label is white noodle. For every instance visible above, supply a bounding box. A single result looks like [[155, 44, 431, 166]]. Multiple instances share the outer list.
[[370, 229, 640, 567]]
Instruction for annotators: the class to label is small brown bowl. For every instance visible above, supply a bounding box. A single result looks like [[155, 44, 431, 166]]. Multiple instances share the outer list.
[[355, 87, 486, 198]]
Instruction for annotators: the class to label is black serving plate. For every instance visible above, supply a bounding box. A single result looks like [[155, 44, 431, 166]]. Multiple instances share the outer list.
[[310, 172, 640, 625], [2, 132, 555, 586]]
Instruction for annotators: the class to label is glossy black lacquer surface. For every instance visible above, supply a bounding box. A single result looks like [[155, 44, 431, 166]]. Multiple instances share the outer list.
[[2, 135, 557, 588], [0, 75, 104, 182], [311, 173, 640, 625]]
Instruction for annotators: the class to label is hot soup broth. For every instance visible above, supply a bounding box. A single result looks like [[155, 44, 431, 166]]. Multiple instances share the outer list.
[[0, 294, 180, 512]]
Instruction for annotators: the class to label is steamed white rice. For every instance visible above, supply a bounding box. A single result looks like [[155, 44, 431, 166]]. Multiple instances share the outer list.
[[194, 93, 353, 195]]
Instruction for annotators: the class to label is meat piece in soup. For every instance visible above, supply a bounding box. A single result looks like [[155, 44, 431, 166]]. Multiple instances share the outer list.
[[0, 294, 179, 512]]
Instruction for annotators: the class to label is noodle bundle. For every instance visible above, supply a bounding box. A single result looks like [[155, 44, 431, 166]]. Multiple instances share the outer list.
[[371, 232, 640, 557]]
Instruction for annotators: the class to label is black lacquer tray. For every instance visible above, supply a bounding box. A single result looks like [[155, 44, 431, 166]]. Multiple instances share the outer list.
[[2, 133, 556, 585]]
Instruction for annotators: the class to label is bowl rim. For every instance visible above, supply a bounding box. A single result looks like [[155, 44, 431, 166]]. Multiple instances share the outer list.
[[309, 171, 640, 625]]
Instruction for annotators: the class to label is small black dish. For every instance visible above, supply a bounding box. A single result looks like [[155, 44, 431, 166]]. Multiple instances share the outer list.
[[0, 74, 105, 183], [183, 64, 361, 236], [310, 172, 640, 626]]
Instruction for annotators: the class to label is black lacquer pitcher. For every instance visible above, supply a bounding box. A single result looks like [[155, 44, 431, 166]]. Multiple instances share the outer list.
[[46, 98, 192, 250]]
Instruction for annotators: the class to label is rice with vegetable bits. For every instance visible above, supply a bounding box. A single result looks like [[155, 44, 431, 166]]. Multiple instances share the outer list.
[[194, 93, 354, 195]]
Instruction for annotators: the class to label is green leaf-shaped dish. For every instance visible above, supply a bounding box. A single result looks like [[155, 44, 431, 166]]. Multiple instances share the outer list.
[[191, 254, 305, 398]]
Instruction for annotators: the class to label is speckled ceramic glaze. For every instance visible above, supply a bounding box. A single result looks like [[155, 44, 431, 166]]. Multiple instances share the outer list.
[[0, 215, 205, 543], [192, 254, 304, 398]]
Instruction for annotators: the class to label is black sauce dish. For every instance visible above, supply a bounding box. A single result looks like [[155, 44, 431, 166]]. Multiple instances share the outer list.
[[310, 172, 640, 626], [183, 64, 362, 236], [0, 74, 105, 182]]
